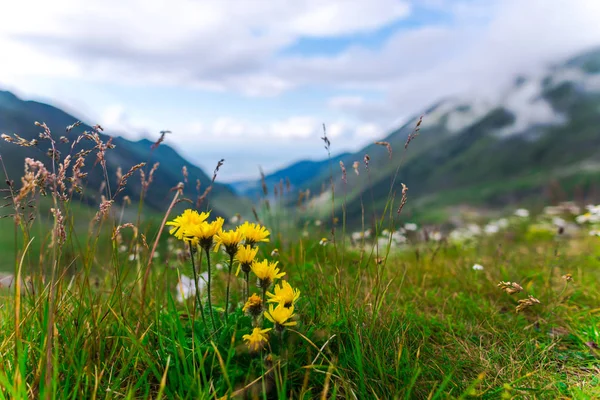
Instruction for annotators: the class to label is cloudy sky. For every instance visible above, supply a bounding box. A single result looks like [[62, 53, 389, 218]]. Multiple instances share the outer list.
[[1, 0, 599, 181]]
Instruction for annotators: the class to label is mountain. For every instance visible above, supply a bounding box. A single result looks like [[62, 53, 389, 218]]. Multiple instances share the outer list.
[[263, 47, 600, 226], [230, 152, 351, 200], [0, 90, 246, 218]]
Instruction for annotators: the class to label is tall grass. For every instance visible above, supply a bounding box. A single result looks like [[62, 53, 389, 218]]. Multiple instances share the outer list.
[[0, 119, 598, 399]]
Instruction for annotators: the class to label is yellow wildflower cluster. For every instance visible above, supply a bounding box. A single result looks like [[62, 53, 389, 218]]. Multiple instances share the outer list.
[[166, 208, 300, 354]]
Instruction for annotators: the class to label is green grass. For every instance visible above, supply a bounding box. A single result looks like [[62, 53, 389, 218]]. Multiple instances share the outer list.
[[1, 200, 599, 398], [0, 123, 599, 399]]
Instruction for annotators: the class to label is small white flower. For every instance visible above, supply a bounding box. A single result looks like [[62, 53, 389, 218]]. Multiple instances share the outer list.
[[467, 224, 482, 235], [230, 214, 240, 224], [392, 231, 407, 244], [543, 206, 561, 215], [215, 263, 224, 271], [515, 208, 530, 218], [152, 251, 160, 259], [589, 230, 600, 237], [404, 223, 418, 231], [128, 253, 136, 261], [496, 218, 509, 228], [430, 231, 442, 242], [586, 204, 600, 215], [302, 230, 309, 238], [118, 245, 127, 253], [176, 272, 208, 303], [552, 217, 566, 228], [472, 263, 484, 271], [315, 220, 322, 226], [484, 224, 499, 235], [270, 248, 279, 257], [377, 237, 394, 249]]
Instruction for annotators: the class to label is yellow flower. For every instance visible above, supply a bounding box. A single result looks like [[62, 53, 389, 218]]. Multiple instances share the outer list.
[[242, 293, 263, 317], [266, 280, 300, 308], [165, 209, 209, 241], [264, 304, 297, 330], [251, 259, 285, 288], [186, 217, 224, 249], [214, 228, 244, 255], [242, 327, 271, 352], [235, 245, 259, 276], [238, 221, 270, 246]]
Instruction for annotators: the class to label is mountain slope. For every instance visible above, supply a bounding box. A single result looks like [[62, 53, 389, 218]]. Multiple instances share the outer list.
[[230, 152, 351, 200], [0, 90, 246, 217], [270, 47, 600, 226]]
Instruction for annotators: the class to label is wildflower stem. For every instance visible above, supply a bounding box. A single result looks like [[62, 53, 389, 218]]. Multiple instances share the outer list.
[[244, 271, 250, 301], [225, 253, 234, 321], [262, 285, 267, 305], [204, 246, 217, 330], [189, 245, 207, 329]]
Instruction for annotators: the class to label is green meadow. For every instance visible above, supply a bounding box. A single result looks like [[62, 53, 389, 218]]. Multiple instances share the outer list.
[[0, 126, 599, 400]]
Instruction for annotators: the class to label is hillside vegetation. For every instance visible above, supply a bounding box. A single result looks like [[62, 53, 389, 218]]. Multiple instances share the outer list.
[[247, 48, 600, 227]]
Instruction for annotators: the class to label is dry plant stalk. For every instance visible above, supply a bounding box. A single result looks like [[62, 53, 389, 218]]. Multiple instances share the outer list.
[[339, 161, 347, 184], [182, 165, 188, 183], [116, 162, 146, 195], [112, 223, 136, 241], [197, 159, 224, 209], [405, 115, 423, 150], [94, 198, 114, 222], [212, 159, 224, 183], [151, 130, 171, 150], [137, 183, 184, 335], [1, 133, 39, 147], [50, 208, 66, 247], [497, 281, 524, 295], [66, 121, 82, 133], [141, 162, 160, 193], [260, 167, 268, 196], [352, 161, 360, 176], [397, 183, 408, 215], [321, 124, 331, 154], [375, 141, 392, 159], [516, 295, 541, 313]]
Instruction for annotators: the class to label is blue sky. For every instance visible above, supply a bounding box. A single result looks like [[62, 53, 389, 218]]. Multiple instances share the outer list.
[[1, 0, 599, 181]]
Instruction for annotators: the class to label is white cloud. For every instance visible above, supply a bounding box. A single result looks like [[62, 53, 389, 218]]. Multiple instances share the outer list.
[[183, 116, 342, 142], [212, 117, 259, 138], [101, 105, 154, 139], [328, 96, 365, 109], [355, 123, 382, 140], [326, 122, 347, 138], [0, 0, 411, 95], [270, 117, 319, 139], [495, 77, 566, 138]]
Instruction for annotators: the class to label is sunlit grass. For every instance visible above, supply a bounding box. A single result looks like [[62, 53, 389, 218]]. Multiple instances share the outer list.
[[0, 121, 599, 399]]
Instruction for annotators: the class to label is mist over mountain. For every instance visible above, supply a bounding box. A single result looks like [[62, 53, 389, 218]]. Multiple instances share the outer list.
[[240, 47, 600, 225]]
